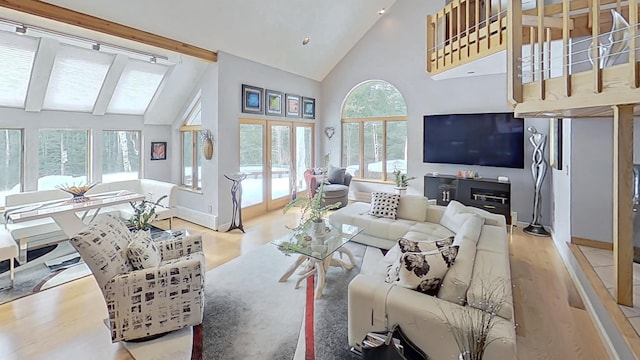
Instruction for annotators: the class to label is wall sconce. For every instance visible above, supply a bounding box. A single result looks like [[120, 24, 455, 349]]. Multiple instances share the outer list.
[[202, 129, 214, 160]]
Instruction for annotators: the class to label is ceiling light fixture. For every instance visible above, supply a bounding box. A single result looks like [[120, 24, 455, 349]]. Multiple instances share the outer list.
[[378, 8, 386, 15], [150, 56, 157, 64], [302, 37, 310, 46], [92, 43, 101, 51], [15, 25, 26, 34]]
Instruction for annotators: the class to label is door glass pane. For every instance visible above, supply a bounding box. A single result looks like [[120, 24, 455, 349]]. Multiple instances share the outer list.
[[38, 129, 88, 189], [240, 123, 264, 208], [0, 129, 22, 206], [295, 126, 312, 192], [363, 121, 383, 180], [271, 125, 291, 200], [182, 132, 193, 187], [386, 121, 408, 179], [103, 130, 140, 182], [342, 123, 360, 178]]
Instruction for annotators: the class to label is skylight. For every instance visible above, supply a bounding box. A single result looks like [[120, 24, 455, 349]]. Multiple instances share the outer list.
[[107, 60, 168, 115], [43, 44, 114, 112], [0, 32, 37, 108]]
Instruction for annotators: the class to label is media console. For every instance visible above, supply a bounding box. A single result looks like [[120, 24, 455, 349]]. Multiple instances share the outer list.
[[424, 174, 511, 224]]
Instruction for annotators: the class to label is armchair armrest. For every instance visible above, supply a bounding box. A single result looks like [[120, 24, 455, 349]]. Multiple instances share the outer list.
[[156, 234, 203, 261]]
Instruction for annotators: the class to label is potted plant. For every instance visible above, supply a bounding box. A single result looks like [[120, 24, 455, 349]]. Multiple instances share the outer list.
[[281, 182, 342, 252], [127, 195, 168, 231], [392, 169, 415, 188]]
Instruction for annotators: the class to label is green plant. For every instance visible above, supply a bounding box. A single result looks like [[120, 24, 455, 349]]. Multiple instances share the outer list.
[[283, 181, 341, 236], [127, 195, 168, 231], [392, 169, 415, 187]]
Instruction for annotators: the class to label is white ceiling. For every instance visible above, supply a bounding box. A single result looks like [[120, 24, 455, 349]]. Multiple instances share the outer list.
[[35, 0, 398, 81]]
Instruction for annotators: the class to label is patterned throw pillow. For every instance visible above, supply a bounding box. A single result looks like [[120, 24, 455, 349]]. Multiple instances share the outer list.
[[369, 192, 401, 219], [396, 250, 451, 295], [386, 237, 458, 284], [127, 231, 161, 270]]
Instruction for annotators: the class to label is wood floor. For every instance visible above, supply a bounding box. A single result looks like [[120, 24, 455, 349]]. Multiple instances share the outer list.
[[0, 212, 609, 359]]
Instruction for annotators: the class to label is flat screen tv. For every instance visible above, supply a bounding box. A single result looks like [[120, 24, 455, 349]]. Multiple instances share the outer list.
[[423, 112, 525, 168]]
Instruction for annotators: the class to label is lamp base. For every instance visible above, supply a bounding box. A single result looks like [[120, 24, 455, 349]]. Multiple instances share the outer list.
[[523, 224, 550, 237]]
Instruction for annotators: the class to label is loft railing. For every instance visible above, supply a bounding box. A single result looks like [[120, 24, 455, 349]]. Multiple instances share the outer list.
[[426, 0, 509, 75]]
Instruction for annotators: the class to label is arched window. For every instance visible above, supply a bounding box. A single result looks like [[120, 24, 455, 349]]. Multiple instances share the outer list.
[[341, 80, 408, 182], [180, 93, 203, 190]]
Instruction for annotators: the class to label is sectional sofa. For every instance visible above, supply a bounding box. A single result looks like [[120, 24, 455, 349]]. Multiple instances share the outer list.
[[329, 196, 516, 359], [4, 179, 177, 262]]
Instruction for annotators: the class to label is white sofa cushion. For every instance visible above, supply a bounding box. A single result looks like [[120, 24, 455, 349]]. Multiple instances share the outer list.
[[452, 214, 485, 247], [438, 237, 477, 305], [476, 225, 509, 254], [467, 249, 513, 320], [396, 195, 428, 222], [439, 201, 475, 233]]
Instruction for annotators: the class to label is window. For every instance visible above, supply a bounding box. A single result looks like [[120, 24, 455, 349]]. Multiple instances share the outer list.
[[0, 129, 23, 206], [341, 80, 408, 181], [103, 130, 141, 182], [38, 129, 89, 190], [180, 98, 202, 190], [107, 59, 168, 115], [43, 44, 113, 112], [0, 32, 38, 108]]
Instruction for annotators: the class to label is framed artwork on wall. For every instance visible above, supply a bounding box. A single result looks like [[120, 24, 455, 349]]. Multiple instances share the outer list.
[[242, 84, 264, 114], [151, 141, 167, 160], [285, 94, 301, 118], [302, 97, 315, 119], [265, 89, 284, 116]]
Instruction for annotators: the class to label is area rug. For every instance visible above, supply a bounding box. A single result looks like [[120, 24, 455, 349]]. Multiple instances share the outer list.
[[0, 241, 91, 305], [200, 241, 367, 360]]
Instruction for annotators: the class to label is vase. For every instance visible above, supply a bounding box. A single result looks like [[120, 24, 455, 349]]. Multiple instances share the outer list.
[[311, 220, 326, 243], [203, 137, 214, 160]]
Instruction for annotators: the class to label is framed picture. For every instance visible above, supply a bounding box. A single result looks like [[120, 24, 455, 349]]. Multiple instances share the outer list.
[[302, 97, 316, 119], [265, 89, 284, 116], [151, 142, 167, 161], [285, 94, 301, 118], [549, 118, 563, 170], [242, 84, 264, 114]]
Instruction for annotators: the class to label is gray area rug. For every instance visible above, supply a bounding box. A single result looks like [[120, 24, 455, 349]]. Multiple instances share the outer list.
[[202, 242, 367, 360], [0, 241, 87, 304]]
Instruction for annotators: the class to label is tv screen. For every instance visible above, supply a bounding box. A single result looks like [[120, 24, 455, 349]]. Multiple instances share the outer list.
[[423, 113, 524, 168]]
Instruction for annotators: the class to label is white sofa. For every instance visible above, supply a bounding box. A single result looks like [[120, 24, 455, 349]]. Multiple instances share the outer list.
[[5, 179, 178, 263], [329, 197, 516, 359]]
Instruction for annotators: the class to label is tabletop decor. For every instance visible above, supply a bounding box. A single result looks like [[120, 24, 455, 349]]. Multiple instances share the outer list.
[[392, 169, 415, 188], [127, 195, 168, 231], [56, 182, 98, 203]]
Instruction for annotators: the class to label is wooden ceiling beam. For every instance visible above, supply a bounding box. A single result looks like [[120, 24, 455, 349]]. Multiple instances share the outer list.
[[0, 0, 217, 62]]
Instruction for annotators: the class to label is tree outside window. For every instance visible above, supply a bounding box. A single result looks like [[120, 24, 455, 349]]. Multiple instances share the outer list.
[[0, 129, 22, 206], [103, 130, 141, 182], [38, 129, 89, 190], [341, 80, 408, 181]]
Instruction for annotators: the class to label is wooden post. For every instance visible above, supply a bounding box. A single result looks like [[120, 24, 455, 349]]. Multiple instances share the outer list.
[[592, 0, 602, 93], [538, 0, 545, 100], [426, 15, 434, 73], [563, 0, 572, 96], [629, 0, 638, 88], [507, 0, 522, 105], [613, 104, 634, 307]]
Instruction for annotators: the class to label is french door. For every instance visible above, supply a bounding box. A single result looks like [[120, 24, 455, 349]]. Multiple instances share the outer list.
[[239, 119, 314, 218]]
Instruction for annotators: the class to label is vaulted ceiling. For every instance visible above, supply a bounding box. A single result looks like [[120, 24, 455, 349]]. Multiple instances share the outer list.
[[38, 0, 398, 81]]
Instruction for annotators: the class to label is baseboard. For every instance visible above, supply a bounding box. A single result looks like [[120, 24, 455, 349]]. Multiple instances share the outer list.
[[572, 237, 614, 250], [176, 206, 218, 231]]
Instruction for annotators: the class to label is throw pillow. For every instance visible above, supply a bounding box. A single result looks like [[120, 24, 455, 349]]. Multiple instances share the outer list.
[[398, 236, 455, 254], [452, 214, 485, 247], [369, 192, 401, 219], [326, 165, 346, 184], [127, 231, 161, 270], [395, 250, 452, 295], [439, 200, 474, 233]]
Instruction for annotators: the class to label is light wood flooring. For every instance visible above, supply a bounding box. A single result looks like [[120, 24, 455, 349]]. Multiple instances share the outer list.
[[0, 213, 609, 359]]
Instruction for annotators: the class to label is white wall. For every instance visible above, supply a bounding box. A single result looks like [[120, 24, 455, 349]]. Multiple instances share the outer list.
[[552, 119, 572, 247], [0, 107, 170, 190], [319, 0, 551, 224]]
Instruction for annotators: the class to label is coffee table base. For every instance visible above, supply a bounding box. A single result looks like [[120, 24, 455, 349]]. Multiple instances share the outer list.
[[279, 247, 356, 299]]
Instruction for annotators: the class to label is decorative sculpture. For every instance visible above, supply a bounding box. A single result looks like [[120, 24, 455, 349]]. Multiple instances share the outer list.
[[225, 172, 248, 233], [588, 9, 631, 69], [524, 126, 550, 237]]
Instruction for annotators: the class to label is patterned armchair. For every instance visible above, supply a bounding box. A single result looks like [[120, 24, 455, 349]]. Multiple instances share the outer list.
[[70, 214, 205, 342]]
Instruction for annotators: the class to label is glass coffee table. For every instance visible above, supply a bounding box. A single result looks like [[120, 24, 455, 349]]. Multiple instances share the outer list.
[[273, 219, 363, 299]]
